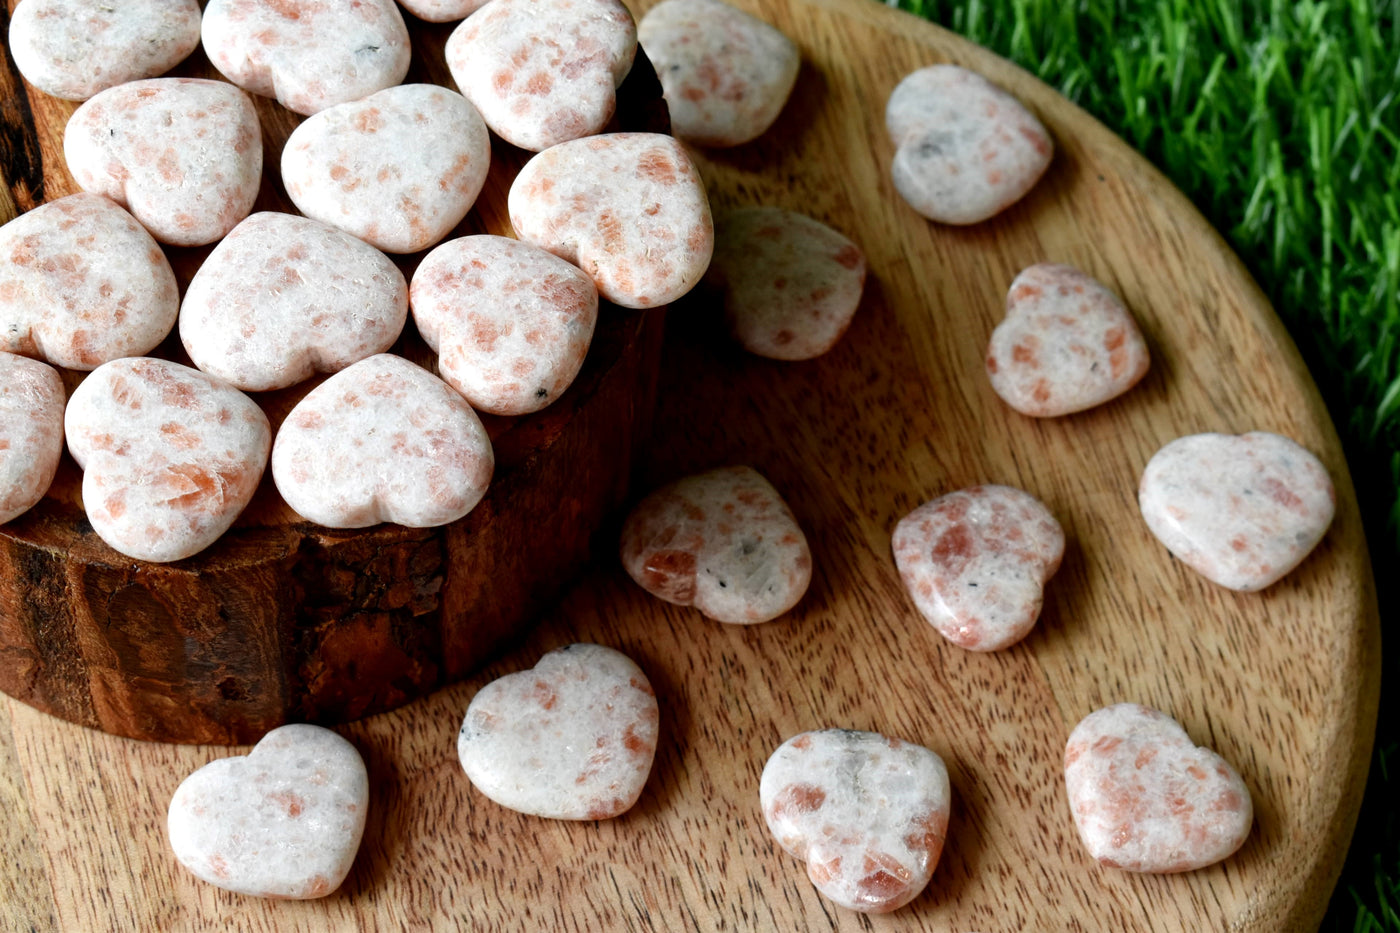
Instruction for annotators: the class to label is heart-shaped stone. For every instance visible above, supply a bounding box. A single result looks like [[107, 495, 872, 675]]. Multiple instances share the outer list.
[[446, 0, 636, 152], [271, 354, 494, 529], [179, 212, 408, 392], [510, 133, 713, 309], [0, 353, 66, 525], [638, 0, 799, 147], [1138, 431, 1335, 591], [987, 263, 1150, 416], [10, 0, 202, 101], [886, 64, 1053, 225], [1064, 703, 1253, 873], [457, 643, 659, 820], [620, 465, 811, 624], [0, 193, 179, 370], [282, 85, 492, 254], [168, 723, 369, 899], [410, 235, 598, 416], [201, 0, 411, 116], [64, 78, 262, 247], [65, 358, 271, 563], [892, 484, 1064, 651], [706, 205, 865, 360], [760, 729, 951, 913]]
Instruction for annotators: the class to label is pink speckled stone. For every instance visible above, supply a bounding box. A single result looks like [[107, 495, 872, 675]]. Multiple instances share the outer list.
[[892, 484, 1064, 651], [0, 354, 65, 525], [987, 263, 1149, 416], [272, 354, 494, 529], [638, 0, 798, 147], [445, 0, 636, 152], [509, 133, 713, 309], [65, 358, 271, 563], [64, 78, 262, 247], [282, 85, 491, 254], [396, 0, 488, 22], [707, 206, 865, 360], [886, 64, 1053, 225], [458, 643, 659, 820], [760, 729, 951, 914], [1139, 431, 1335, 591], [410, 235, 598, 416], [620, 465, 811, 624], [9, 0, 202, 101], [1064, 704, 1253, 873], [0, 193, 179, 370], [200, 0, 411, 116], [168, 723, 368, 899], [179, 212, 408, 392]]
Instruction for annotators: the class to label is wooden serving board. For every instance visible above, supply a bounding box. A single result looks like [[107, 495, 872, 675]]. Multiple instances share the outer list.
[[0, 0, 1380, 930]]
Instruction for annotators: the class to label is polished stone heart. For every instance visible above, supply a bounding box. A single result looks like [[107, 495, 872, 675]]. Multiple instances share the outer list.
[[0, 353, 65, 525], [892, 484, 1064, 651], [509, 133, 713, 309], [271, 354, 493, 529], [760, 729, 951, 913], [458, 643, 659, 820], [638, 0, 799, 147], [179, 212, 407, 392], [64, 78, 262, 247], [886, 64, 1052, 225], [65, 358, 270, 563], [0, 193, 179, 371], [1064, 703, 1253, 873], [446, 0, 636, 152], [1138, 431, 1335, 591], [201, 0, 410, 116], [987, 263, 1150, 417], [410, 235, 597, 416], [620, 465, 812, 624], [706, 205, 865, 360], [282, 85, 491, 254], [168, 724, 368, 899]]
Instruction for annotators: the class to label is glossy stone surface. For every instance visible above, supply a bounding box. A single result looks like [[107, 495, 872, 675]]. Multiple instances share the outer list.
[[886, 64, 1052, 225], [760, 729, 951, 913], [446, 0, 636, 152], [0, 353, 66, 525], [64, 78, 262, 247], [706, 205, 865, 360], [180, 212, 408, 392], [638, 0, 799, 147], [1138, 431, 1335, 591], [1064, 703, 1253, 873], [397, 0, 489, 21], [410, 235, 597, 416], [892, 484, 1064, 651], [282, 85, 491, 254], [619, 465, 811, 624], [457, 643, 659, 820], [987, 263, 1149, 416], [201, 0, 411, 116], [0, 193, 179, 370], [65, 358, 271, 563], [168, 723, 368, 899], [509, 133, 713, 309], [10, 0, 202, 101], [271, 354, 494, 529]]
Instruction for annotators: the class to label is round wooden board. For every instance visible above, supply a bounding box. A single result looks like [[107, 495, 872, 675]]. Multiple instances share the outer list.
[[0, 0, 1380, 930]]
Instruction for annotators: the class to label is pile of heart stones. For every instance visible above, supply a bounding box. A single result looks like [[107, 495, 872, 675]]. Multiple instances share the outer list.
[[1, 0, 1336, 914]]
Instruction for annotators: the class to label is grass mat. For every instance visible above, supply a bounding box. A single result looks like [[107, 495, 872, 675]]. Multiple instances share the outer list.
[[886, 0, 1400, 927]]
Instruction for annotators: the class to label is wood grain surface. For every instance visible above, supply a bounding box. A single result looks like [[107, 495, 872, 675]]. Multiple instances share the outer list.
[[0, 0, 1381, 929]]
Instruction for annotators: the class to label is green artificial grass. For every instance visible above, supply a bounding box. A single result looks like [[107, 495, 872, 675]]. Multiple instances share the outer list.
[[886, 0, 1400, 927]]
